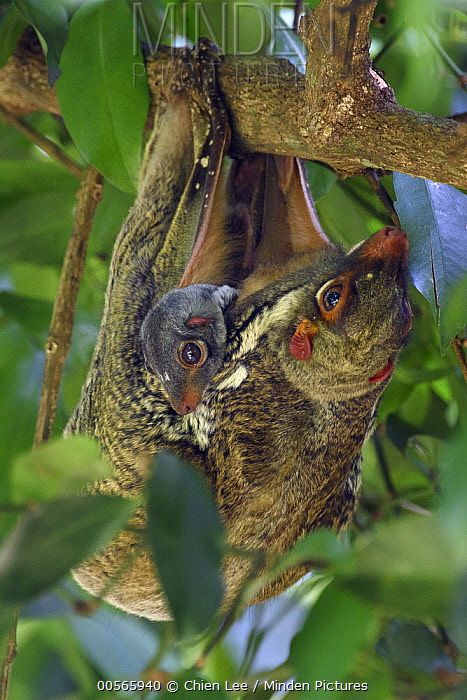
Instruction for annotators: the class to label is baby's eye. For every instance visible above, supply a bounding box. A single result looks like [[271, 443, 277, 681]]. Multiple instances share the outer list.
[[177, 340, 208, 368]]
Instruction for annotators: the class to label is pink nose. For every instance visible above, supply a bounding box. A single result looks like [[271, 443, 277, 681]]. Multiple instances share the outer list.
[[173, 389, 203, 415], [360, 227, 409, 261]]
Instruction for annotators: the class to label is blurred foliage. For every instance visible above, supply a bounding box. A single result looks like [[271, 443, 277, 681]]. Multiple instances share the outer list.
[[0, 0, 466, 699]]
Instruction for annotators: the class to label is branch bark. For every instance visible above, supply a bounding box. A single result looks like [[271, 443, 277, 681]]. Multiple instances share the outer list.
[[34, 167, 103, 445], [0, 6, 465, 189], [0, 612, 18, 700]]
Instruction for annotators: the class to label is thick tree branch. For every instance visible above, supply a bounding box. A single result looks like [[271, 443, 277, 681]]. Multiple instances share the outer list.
[[0, 8, 465, 190]]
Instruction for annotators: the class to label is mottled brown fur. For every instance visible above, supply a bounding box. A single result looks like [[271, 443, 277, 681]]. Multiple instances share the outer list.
[[67, 46, 410, 620]]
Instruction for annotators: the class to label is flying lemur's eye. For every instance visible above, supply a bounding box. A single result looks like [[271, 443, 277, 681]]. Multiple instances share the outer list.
[[177, 340, 208, 369], [322, 285, 343, 312], [316, 278, 349, 320]]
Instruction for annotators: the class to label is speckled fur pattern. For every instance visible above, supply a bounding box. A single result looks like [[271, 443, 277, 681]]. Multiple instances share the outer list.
[[69, 249, 406, 620], [67, 46, 410, 620]]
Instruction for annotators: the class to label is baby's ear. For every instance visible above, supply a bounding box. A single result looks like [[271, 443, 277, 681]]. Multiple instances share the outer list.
[[212, 285, 238, 310]]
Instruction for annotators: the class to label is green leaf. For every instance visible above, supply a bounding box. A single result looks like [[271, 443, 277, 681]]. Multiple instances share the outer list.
[[7, 617, 98, 700], [405, 434, 442, 480], [393, 174, 467, 347], [438, 391, 467, 550], [0, 495, 135, 604], [13, 0, 72, 83], [8, 263, 59, 303], [88, 180, 135, 257], [439, 275, 467, 349], [0, 191, 75, 266], [179, 0, 272, 56], [10, 435, 111, 503], [290, 582, 377, 692], [338, 516, 457, 619], [0, 3, 28, 68], [146, 452, 225, 640], [451, 569, 467, 653], [0, 291, 52, 339], [306, 162, 337, 200], [0, 159, 77, 206], [271, 529, 347, 581], [377, 376, 414, 421], [376, 620, 455, 674], [316, 182, 384, 246], [0, 606, 17, 642], [56, 0, 149, 192], [0, 324, 43, 493]]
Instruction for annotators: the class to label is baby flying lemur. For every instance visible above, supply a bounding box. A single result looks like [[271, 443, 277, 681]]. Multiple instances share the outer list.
[[141, 284, 237, 415], [68, 43, 411, 620]]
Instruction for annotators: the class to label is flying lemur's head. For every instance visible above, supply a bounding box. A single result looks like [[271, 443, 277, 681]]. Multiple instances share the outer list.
[[238, 227, 412, 402], [141, 284, 238, 414]]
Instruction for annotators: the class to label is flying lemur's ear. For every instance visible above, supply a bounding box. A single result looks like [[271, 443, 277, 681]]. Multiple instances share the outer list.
[[212, 285, 238, 310]]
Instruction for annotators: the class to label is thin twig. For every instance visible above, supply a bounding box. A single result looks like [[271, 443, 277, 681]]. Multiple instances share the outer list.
[[34, 167, 103, 446], [398, 500, 432, 517], [364, 169, 401, 227], [425, 27, 467, 90], [0, 612, 18, 700], [0, 105, 83, 179], [451, 337, 467, 382]]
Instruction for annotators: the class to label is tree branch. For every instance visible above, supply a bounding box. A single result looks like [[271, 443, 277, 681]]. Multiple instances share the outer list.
[[0, 12, 465, 189], [0, 612, 18, 700], [34, 167, 103, 445], [364, 170, 401, 227], [0, 105, 83, 179]]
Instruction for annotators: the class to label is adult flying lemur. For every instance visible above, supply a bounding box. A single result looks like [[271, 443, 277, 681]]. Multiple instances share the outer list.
[[67, 42, 411, 620]]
